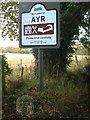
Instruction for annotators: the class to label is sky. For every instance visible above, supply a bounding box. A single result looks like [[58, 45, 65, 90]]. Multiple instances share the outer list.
[[0, 39, 19, 48], [0, 31, 19, 48]]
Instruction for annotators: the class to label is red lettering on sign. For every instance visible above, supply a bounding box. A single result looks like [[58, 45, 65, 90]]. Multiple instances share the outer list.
[[24, 23, 54, 35]]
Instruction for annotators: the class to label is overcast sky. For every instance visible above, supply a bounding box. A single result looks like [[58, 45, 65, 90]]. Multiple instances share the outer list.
[[0, 32, 19, 48]]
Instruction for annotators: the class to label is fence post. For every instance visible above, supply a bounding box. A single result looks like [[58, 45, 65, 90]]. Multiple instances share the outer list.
[[75, 55, 78, 66]]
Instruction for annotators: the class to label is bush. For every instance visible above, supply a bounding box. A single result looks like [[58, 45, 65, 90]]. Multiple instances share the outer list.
[[2, 55, 12, 94]]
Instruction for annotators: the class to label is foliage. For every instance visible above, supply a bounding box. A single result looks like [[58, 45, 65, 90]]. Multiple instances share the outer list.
[[16, 95, 34, 117], [2, 54, 88, 118], [2, 67, 88, 119], [0, 1, 19, 40], [2, 55, 11, 94], [79, 10, 90, 52], [73, 46, 89, 55], [1, 2, 89, 119], [0, 2, 90, 77], [32, 3, 90, 77]]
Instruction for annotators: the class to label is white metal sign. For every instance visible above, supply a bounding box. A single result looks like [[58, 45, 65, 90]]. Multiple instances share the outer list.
[[20, 3, 58, 48]]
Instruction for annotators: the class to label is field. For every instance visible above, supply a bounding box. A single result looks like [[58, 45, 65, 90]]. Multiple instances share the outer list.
[[3, 53, 35, 66], [3, 53, 89, 67]]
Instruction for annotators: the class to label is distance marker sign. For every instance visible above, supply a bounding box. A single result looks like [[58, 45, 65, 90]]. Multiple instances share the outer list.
[[20, 3, 59, 48]]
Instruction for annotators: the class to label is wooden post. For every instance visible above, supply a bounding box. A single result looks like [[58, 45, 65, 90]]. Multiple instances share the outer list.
[[75, 55, 78, 66]]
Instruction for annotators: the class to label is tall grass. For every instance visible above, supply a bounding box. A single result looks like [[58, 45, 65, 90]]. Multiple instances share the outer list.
[[68, 56, 90, 71], [3, 65, 88, 118], [44, 72, 88, 118], [2, 56, 89, 119]]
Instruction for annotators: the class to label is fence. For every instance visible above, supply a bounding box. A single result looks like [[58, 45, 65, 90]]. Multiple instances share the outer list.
[[9, 59, 35, 82]]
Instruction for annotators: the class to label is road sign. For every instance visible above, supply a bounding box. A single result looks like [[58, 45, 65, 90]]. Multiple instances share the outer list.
[[20, 3, 60, 48], [19, 2, 60, 91]]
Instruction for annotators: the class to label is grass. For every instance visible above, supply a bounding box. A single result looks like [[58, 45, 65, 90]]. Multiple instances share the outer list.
[[3, 69, 88, 118], [2, 56, 89, 119], [67, 56, 89, 71], [8, 58, 34, 66], [45, 77, 88, 117]]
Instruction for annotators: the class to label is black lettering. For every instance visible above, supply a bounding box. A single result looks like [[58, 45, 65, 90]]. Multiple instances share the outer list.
[[31, 17, 35, 23], [41, 16, 45, 22], [36, 16, 40, 22]]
